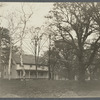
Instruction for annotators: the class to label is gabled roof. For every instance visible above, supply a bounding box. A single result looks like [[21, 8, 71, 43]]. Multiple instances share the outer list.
[[12, 54, 48, 65]]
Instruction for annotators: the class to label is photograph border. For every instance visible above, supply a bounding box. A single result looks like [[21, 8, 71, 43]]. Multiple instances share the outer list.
[[0, 0, 100, 100]]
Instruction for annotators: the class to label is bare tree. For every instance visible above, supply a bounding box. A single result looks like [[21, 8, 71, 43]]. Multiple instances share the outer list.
[[3, 3, 33, 80], [18, 3, 33, 80], [28, 26, 47, 78], [7, 13, 21, 80]]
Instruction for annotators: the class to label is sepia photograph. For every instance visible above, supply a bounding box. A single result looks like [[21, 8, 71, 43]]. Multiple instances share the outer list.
[[0, 2, 100, 98]]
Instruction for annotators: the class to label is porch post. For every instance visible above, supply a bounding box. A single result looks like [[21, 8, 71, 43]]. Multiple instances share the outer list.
[[20, 71, 21, 78], [29, 71, 30, 78], [37, 71, 38, 78]]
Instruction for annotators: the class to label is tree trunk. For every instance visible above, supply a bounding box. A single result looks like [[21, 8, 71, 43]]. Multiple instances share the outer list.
[[67, 66, 73, 80], [35, 41, 38, 78], [78, 64, 86, 82], [67, 70, 71, 80], [0, 28, 3, 78], [20, 39, 25, 80], [8, 40, 12, 80], [51, 66, 54, 80], [0, 32, 2, 78], [48, 35, 51, 80]]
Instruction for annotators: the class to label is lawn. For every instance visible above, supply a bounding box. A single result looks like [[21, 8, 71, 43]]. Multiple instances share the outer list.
[[0, 79, 100, 98]]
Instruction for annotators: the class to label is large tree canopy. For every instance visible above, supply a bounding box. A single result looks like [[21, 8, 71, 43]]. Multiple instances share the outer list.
[[46, 2, 100, 81]]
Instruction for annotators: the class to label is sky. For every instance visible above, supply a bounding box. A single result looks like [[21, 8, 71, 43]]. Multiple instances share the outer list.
[[0, 2, 53, 55], [0, 2, 53, 27]]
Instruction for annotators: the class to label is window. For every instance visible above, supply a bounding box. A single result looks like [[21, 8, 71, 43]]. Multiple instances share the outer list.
[[17, 71, 20, 76], [40, 72, 44, 76], [42, 66, 45, 69], [30, 72, 33, 75]]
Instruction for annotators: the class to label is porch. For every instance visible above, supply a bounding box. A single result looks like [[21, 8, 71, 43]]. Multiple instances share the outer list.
[[17, 70, 48, 79]]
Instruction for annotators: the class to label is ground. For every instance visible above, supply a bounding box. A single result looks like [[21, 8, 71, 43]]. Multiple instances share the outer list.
[[0, 79, 100, 98]]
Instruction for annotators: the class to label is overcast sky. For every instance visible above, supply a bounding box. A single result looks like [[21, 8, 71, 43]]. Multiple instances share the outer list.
[[0, 2, 53, 55], [0, 2, 53, 27]]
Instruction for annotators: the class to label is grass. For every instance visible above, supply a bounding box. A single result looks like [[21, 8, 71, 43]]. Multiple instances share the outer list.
[[0, 79, 100, 98]]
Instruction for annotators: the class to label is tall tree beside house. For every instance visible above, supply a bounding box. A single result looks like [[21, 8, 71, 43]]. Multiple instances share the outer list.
[[0, 28, 3, 77], [0, 27, 10, 78], [29, 26, 46, 78], [48, 47, 60, 80], [46, 2, 100, 81], [18, 4, 33, 80], [6, 12, 24, 80], [4, 4, 33, 80], [0, 27, 18, 78]]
